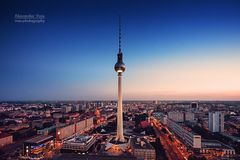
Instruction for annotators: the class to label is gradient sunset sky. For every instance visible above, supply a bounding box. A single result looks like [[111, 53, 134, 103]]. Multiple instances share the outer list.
[[1, 0, 240, 101]]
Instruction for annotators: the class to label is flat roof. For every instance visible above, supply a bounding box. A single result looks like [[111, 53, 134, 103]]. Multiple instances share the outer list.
[[202, 139, 234, 150], [25, 135, 53, 144], [131, 137, 154, 150], [64, 135, 95, 146], [67, 136, 92, 143]]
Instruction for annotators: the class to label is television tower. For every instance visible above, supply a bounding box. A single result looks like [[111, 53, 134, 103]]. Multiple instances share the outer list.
[[114, 17, 126, 142]]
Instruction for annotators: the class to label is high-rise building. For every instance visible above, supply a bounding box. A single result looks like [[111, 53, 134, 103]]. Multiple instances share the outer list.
[[191, 102, 198, 109], [72, 104, 80, 112], [208, 111, 224, 132], [114, 17, 126, 142], [190, 102, 198, 112]]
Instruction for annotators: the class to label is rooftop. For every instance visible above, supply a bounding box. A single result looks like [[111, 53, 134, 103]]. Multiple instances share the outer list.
[[202, 139, 234, 150], [130, 137, 154, 150], [24, 135, 53, 144], [64, 135, 94, 145]]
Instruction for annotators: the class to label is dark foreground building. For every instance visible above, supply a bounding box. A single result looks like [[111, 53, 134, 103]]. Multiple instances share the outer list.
[[54, 153, 137, 160]]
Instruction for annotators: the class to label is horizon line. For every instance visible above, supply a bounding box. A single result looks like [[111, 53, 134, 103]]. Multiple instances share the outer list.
[[1, 99, 240, 102]]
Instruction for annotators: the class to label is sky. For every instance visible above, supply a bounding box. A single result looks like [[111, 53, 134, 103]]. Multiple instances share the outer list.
[[0, 0, 240, 101]]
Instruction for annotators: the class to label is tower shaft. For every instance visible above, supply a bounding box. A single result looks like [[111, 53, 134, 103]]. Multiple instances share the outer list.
[[116, 72, 125, 142]]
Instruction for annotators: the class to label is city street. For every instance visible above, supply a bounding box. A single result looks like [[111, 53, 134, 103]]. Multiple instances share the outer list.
[[152, 119, 185, 160]]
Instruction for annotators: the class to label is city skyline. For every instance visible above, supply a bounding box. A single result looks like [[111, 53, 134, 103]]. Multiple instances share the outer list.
[[1, 0, 240, 101]]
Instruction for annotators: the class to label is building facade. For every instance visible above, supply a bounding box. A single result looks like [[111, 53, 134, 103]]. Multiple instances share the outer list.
[[168, 111, 195, 122], [200, 140, 235, 157], [184, 112, 195, 122], [208, 112, 224, 132], [167, 118, 201, 149], [56, 117, 94, 141], [168, 111, 184, 122], [23, 135, 54, 158], [61, 135, 96, 153], [0, 133, 13, 148], [130, 137, 156, 160]]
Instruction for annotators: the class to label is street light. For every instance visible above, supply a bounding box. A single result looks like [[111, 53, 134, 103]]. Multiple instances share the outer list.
[[26, 148, 29, 157]]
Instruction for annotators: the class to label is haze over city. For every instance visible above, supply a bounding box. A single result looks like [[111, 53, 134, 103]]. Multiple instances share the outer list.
[[1, 0, 240, 101]]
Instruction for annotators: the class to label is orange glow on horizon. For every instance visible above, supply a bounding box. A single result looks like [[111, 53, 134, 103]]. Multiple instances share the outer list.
[[121, 48, 240, 100], [67, 48, 240, 101]]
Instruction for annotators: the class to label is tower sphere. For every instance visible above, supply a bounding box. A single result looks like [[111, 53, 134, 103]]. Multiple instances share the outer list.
[[114, 53, 125, 73]]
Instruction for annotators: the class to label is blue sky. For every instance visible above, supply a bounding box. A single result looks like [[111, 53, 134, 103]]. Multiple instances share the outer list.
[[0, 0, 240, 100]]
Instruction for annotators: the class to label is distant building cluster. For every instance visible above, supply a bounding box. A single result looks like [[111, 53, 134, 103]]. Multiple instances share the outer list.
[[153, 101, 239, 159], [0, 101, 239, 160]]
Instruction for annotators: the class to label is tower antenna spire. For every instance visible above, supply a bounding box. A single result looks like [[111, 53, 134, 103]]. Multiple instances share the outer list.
[[118, 16, 121, 52]]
